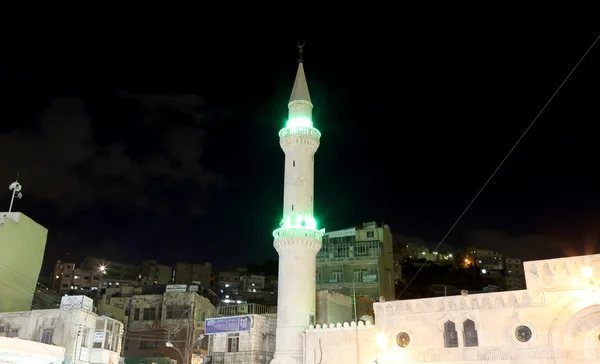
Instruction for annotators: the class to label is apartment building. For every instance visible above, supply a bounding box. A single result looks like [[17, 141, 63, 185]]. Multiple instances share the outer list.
[[504, 256, 527, 290], [140, 260, 172, 285], [316, 221, 395, 303], [174, 262, 212, 288], [81, 257, 140, 282], [124, 284, 216, 364], [50, 260, 138, 295], [0, 212, 48, 312]]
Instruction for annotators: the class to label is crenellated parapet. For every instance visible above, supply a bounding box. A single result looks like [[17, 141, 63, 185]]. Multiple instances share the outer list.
[[524, 254, 600, 290], [374, 290, 537, 318], [307, 320, 374, 333]]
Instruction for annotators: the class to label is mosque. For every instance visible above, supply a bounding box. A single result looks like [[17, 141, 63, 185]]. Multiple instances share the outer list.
[[270, 43, 600, 364]]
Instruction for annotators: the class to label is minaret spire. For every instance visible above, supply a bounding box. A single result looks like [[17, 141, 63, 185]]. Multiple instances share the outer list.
[[288, 41, 313, 125]]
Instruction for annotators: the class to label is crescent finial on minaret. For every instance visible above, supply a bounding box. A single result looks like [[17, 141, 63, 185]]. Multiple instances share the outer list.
[[297, 40, 306, 63]]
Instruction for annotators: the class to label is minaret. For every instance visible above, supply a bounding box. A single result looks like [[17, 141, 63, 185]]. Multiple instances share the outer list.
[[271, 42, 324, 364]]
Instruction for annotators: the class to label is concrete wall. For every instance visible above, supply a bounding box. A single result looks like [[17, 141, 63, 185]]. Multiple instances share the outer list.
[[315, 290, 352, 326], [305, 254, 600, 364], [0, 212, 48, 312]]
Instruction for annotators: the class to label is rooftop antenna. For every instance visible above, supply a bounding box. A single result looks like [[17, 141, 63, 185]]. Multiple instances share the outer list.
[[297, 40, 306, 63], [8, 172, 23, 214]]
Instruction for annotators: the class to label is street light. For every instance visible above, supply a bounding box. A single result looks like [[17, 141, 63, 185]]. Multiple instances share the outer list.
[[95, 265, 107, 305], [165, 341, 184, 363]]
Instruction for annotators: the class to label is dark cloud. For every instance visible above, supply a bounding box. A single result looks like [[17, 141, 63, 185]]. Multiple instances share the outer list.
[[0, 94, 225, 217]]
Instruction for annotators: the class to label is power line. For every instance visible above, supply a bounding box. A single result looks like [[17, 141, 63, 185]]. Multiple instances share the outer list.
[[398, 34, 600, 299]]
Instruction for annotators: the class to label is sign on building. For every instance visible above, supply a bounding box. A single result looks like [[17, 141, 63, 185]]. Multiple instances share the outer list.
[[166, 284, 187, 293], [205, 315, 253, 334], [60, 295, 94, 311]]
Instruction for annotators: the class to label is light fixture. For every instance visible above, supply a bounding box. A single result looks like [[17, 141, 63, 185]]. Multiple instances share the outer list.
[[580, 266, 593, 279], [165, 341, 174, 348], [375, 333, 387, 350]]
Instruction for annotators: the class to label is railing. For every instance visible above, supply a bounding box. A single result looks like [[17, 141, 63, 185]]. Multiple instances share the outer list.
[[316, 240, 383, 261], [206, 351, 274, 364], [279, 126, 321, 139], [217, 303, 277, 317]]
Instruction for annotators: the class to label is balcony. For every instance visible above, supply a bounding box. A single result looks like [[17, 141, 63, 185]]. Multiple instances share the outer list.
[[317, 240, 382, 263], [207, 350, 274, 364], [316, 275, 379, 288]]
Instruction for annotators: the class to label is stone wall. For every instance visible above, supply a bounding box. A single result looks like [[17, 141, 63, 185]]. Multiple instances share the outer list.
[[305, 254, 600, 364]]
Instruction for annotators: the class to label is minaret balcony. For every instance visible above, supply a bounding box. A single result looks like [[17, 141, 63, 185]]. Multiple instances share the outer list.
[[272, 226, 324, 241], [278, 126, 321, 140]]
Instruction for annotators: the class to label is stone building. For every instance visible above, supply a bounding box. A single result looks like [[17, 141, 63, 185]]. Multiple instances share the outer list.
[[304, 254, 600, 364], [124, 286, 216, 363], [0, 295, 123, 364], [205, 310, 276, 364]]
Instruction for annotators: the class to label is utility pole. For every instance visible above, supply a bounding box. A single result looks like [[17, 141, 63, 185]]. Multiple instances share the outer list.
[[7, 178, 23, 213]]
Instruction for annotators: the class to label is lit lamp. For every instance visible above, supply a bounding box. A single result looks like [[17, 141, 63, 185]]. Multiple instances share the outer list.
[[165, 341, 184, 362], [375, 333, 387, 350], [580, 266, 593, 279], [580, 266, 595, 286]]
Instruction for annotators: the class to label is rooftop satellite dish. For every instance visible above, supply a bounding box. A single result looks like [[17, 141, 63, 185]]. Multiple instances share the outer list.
[[461, 289, 469, 296]]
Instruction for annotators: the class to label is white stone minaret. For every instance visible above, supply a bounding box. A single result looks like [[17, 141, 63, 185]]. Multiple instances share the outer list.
[[271, 43, 324, 364]]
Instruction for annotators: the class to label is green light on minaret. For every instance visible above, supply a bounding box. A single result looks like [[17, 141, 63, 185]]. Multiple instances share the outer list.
[[286, 116, 313, 128]]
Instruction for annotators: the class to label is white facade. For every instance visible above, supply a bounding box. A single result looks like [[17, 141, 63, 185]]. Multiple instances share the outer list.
[[0, 295, 122, 364], [271, 61, 323, 364], [304, 254, 600, 363]]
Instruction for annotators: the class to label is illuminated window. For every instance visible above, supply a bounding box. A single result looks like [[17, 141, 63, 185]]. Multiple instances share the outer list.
[[366, 231, 374, 238], [463, 319, 478, 347], [443, 321, 458, 348]]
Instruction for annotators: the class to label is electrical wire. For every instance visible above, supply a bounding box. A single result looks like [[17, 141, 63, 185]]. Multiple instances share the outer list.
[[397, 34, 600, 299]]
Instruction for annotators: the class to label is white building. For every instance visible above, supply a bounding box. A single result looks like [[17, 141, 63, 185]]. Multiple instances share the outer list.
[[0, 295, 123, 364], [270, 44, 324, 364], [305, 254, 600, 363], [0, 335, 65, 363], [205, 314, 276, 364]]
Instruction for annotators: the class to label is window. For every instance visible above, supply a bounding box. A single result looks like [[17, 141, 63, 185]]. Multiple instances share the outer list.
[[133, 308, 140, 321], [331, 270, 343, 282], [396, 332, 410, 348], [366, 231, 374, 238], [41, 328, 53, 344], [293, 160, 295, 167], [142, 307, 155, 321], [443, 320, 458, 348], [166, 305, 190, 319], [140, 338, 155, 348], [124, 338, 129, 350], [81, 328, 89, 348], [292, 204, 294, 211], [515, 325, 532, 342], [74, 275, 80, 279], [353, 269, 368, 282], [227, 333, 240, 352], [62, 284, 68, 288], [463, 319, 478, 347]]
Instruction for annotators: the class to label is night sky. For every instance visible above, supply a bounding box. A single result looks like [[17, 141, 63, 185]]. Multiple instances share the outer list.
[[1, 7, 599, 273]]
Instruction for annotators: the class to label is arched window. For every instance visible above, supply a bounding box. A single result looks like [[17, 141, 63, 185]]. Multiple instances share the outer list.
[[443, 320, 458, 348], [463, 319, 478, 347]]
